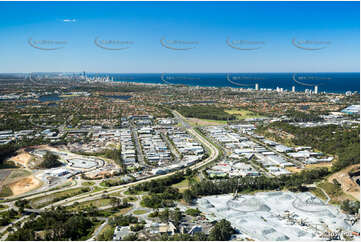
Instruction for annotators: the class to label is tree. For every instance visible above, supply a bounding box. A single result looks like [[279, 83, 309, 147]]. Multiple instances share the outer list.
[[122, 198, 129, 208], [169, 208, 182, 227], [15, 199, 29, 209], [183, 189, 194, 204], [122, 233, 138, 241], [341, 200, 360, 215], [194, 232, 209, 241], [130, 224, 144, 232], [185, 208, 201, 217], [110, 197, 121, 209], [39, 151, 62, 168], [209, 219, 235, 241]]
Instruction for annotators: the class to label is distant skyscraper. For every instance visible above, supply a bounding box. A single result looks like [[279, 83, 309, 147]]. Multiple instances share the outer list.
[[255, 83, 259, 91], [292, 86, 295, 92], [314, 85, 318, 94]]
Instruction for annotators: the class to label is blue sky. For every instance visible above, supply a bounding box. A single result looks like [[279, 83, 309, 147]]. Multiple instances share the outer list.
[[0, 1, 359, 73]]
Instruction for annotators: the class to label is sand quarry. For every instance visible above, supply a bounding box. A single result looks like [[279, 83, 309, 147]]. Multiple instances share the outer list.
[[7, 145, 56, 168], [8, 175, 41, 196], [2, 146, 55, 196]]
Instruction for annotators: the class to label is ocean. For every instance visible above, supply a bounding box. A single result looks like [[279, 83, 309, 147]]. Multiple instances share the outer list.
[[87, 73, 360, 94]]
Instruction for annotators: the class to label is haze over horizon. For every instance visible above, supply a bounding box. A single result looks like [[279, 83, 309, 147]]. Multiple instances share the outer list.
[[0, 1, 359, 73]]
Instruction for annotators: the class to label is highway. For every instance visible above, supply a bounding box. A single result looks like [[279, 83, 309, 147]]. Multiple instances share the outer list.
[[0, 110, 220, 240], [36, 114, 220, 209]]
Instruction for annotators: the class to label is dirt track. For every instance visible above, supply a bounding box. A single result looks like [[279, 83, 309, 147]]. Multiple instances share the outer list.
[[328, 164, 360, 201]]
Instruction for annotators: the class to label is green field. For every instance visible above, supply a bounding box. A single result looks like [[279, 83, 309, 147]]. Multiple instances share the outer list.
[[111, 207, 132, 216], [82, 181, 95, 186], [171, 179, 189, 192], [317, 181, 354, 205], [0, 203, 9, 209], [0, 185, 13, 197], [67, 198, 113, 211], [309, 187, 328, 201], [109, 191, 123, 197], [29, 187, 89, 209], [225, 108, 262, 120], [92, 186, 106, 192], [133, 209, 148, 215], [96, 224, 114, 241]]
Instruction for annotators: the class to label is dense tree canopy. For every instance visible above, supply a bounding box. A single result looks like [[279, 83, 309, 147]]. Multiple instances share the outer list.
[[189, 168, 329, 197], [269, 122, 360, 172], [7, 207, 95, 241], [39, 151, 63, 168], [209, 219, 235, 241], [175, 105, 236, 121]]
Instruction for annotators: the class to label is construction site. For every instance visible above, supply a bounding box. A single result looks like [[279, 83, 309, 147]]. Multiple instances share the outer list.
[[196, 191, 360, 241]]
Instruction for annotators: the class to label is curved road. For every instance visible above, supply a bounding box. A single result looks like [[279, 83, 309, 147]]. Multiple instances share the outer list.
[[0, 110, 220, 239]]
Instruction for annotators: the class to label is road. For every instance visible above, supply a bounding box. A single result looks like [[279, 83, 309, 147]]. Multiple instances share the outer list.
[[172, 110, 191, 129], [41, 119, 220, 209], [3, 110, 219, 208], [160, 131, 180, 161], [28, 116, 56, 129], [0, 110, 220, 240], [131, 124, 146, 166], [88, 218, 109, 241], [0, 215, 29, 240]]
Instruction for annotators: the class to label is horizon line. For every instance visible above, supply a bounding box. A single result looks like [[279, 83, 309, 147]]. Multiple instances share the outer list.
[[1, 71, 360, 74]]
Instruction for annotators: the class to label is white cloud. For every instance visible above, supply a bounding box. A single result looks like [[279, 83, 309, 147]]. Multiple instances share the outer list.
[[63, 19, 76, 23]]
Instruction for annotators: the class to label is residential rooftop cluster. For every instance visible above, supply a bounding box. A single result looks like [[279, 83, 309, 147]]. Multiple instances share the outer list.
[[138, 127, 171, 165], [0, 129, 63, 145]]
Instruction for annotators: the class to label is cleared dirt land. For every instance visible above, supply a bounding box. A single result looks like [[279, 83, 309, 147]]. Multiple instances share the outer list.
[[187, 118, 227, 126], [0, 169, 35, 197], [306, 162, 333, 169], [8, 175, 42, 196], [286, 162, 333, 173], [327, 164, 360, 201], [8, 151, 33, 168]]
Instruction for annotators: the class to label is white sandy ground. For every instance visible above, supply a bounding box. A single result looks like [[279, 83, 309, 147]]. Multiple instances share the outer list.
[[196, 191, 360, 241]]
